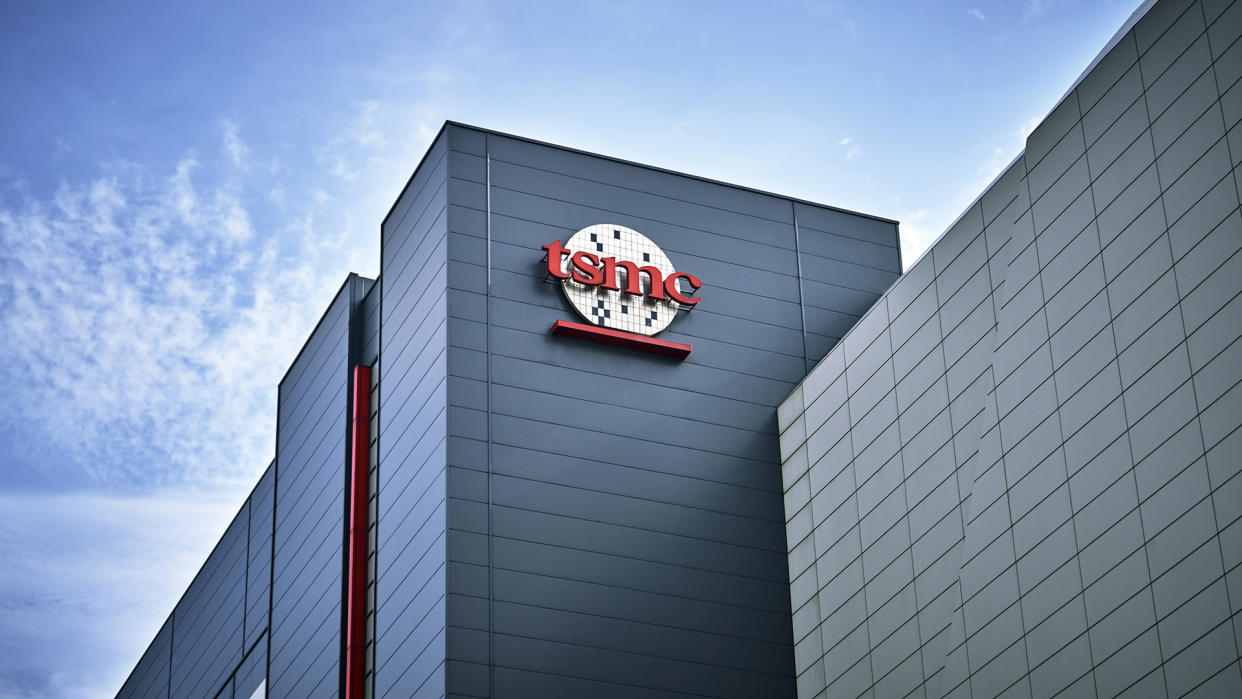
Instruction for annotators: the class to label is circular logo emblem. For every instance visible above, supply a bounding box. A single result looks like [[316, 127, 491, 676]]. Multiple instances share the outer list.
[[561, 224, 681, 336]]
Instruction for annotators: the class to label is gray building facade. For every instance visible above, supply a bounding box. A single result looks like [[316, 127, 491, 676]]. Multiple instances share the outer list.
[[115, 0, 1242, 696], [116, 118, 901, 698], [778, 0, 1242, 696]]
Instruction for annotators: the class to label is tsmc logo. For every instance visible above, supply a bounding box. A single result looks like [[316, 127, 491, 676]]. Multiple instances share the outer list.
[[543, 224, 700, 358]]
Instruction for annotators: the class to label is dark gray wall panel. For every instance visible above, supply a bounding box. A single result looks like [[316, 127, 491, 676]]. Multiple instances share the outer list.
[[438, 123, 900, 698], [245, 462, 273, 649], [270, 282, 352, 699], [376, 126, 451, 699], [361, 278, 381, 367], [234, 639, 265, 699], [118, 116, 900, 699], [485, 134, 801, 225], [170, 501, 247, 699]]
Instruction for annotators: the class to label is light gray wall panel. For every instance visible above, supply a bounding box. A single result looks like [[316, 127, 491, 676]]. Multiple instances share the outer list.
[[780, 2, 1242, 696]]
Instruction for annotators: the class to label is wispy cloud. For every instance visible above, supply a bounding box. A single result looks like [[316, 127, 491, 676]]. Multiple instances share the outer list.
[[837, 137, 861, 161], [0, 126, 355, 491], [968, 8, 986, 21], [219, 118, 249, 168], [1022, 0, 1069, 20]]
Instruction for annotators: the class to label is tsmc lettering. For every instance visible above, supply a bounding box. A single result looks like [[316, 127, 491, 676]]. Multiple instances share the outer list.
[[542, 239, 702, 306]]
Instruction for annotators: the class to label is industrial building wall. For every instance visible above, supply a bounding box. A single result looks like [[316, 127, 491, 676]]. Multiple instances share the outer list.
[[375, 131, 451, 698], [436, 123, 900, 697], [778, 0, 1242, 696], [170, 502, 247, 698], [245, 465, 274, 658], [115, 461, 274, 699], [116, 618, 172, 699], [118, 270, 372, 699], [269, 278, 360, 698], [794, 203, 907, 368]]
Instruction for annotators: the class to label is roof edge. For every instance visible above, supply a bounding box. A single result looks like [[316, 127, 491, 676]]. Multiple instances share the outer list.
[[442, 120, 900, 226]]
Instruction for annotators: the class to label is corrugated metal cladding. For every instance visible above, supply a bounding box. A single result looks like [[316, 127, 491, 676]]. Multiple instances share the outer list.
[[778, 0, 1242, 697]]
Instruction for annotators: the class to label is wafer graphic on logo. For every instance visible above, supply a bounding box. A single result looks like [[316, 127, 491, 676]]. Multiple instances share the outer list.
[[542, 224, 701, 357]]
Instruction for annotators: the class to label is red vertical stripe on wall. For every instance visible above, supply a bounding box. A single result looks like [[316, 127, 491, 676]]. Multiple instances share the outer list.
[[345, 364, 371, 699]]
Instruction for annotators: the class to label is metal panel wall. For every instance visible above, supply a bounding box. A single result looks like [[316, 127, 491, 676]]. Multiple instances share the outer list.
[[796, 203, 903, 368], [780, 0, 1242, 696], [778, 166, 1021, 698], [116, 460, 276, 699], [234, 640, 266, 699], [116, 618, 172, 699], [246, 462, 274, 649], [118, 124, 900, 698], [438, 123, 900, 697], [170, 508, 247, 699], [374, 131, 450, 698], [269, 280, 353, 698]]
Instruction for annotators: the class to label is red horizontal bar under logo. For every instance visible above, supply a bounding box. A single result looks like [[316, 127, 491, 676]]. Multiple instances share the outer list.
[[550, 319, 692, 359]]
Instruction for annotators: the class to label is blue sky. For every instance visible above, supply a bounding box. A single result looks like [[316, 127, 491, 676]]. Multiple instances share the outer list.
[[0, 0, 1144, 696]]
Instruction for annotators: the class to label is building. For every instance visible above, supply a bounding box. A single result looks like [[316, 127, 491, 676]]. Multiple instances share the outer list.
[[116, 0, 1241, 696], [778, 0, 1242, 696]]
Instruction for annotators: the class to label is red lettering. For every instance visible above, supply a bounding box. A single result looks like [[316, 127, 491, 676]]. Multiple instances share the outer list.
[[664, 272, 702, 305], [541, 240, 571, 279], [601, 258, 666, 300], [543, 241, 700, 308], [570, 251, 604, 285]]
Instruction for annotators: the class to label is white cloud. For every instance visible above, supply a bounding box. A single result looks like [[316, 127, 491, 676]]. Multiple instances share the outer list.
[[968, 8, 986, 21], [0, 146, 353, 491], [836, 137, 861, 161], [0, 106, 381, 698], [320, 101, 392, 183], [219, 118, 249, 168]]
